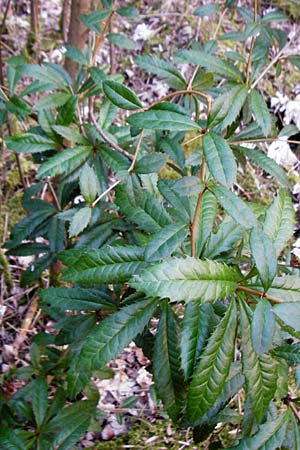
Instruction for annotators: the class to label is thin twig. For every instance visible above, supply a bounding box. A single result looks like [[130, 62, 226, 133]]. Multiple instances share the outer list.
[[91, 179, 121, 208], [91, 9, 115, 66], [128, 129, 145, 173], [190, 160, 207, 257], [245, 0, 258, 86], [47, 179, 61, 211], [231, 137, 300, 146], [148, 89, 212, 117], [237, 285, 283, 304], [90, 112, 133, 160]]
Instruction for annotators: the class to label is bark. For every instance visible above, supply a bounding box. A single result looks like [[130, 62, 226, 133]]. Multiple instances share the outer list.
[[64, 0, 91, 80], [27, 0, 39, 58]]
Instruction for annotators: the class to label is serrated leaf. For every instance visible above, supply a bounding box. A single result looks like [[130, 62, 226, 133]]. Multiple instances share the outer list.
[[134, 152, 168, 174], [273, 302, 300, 331], [172, 177, 204, 197], [34, 93, 72, 110], [234, 145, 290, 188], [130, 257, 240, 303], [239, 299, 278, 423], [251, 276, 300, 302], [159, 136, 185, 168], [180, 302, 215, 380], [48, 217, 65, 253], [116, 6, 138, 18], [79, 8, 110, 33], [185, 300, 237, 424], [194, 4, 220, 16], [40, 287, 116, 311], [251, 299, 275, 355], [263, 189, 295, 256], [272, 344, 300, 364], [37, 146, 92, 178], [203, 217, 244, 259], [210, 184, 257, 229], [32, 378, 48, 428], [6, 242, 49, 256], [76, 298, 157, 372], [69, 207, 92, 237], [79, 164, 98, 203], [23, 63, 72, 89], [52, 125, 87, 144], [249, 89, 272, 137], [153, 301, 186, 420], [127, 109, 201, 131], [60, 245, 146, 284], [194, 190, 218, 257], [176, 49, 243, 82], [21, 253, 55, 287], [203, 132, 237, 187], [134, 55, 186, 90], [145, 222, 189, 261], [5, 133, 57, 153], [64, 45, 88, 65], [261, 10, 288, 22], [107, 33, 136, 49], [249, 227, 277, 291], [157, 179, 191, 223], [209, 84, 248, 130], [0, 428, 26, 450], [103, 80, 142, 110], [228, 409, 290, 449], [8, 209, 55, 247]]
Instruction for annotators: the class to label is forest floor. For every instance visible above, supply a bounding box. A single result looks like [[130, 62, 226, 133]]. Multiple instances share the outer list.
[[1, 0, 300, 448]]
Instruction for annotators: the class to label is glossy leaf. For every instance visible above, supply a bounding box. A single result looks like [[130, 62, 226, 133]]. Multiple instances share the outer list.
[[34, 93, 72, 110], [130, 257, 240, 303], [107, 33, 136, 49], [185, 300, 237, 424], [8, 209, 55, 247], [180, 302, 215, 380], [153, 301, 185, 420], [263, 189, 295, 256], [209, 84, 248, 129], [194, 190, 218, 257], [157, 179, 191, 223], [203, 131, 237, 187], [40, 287, 116, 311], [249, 89, 272, 137], [134, 153, 168, 174], [60, 245, 146, 284], [203, 217, 244, 259], [172, 177, 204, 197], [210, 184, 257, 229], [79, 9, 110, 33], [251, 299, 275, 355], [145, 222, 189, 261], [249, 227, 277, 291], [176, 49, 243, 82], [228, 409, 290, 449], [272, 344, 300, 364], [239, 299, 278, 423], [32, 378, 48, 428], [69, 207, 92, 237], [76, 298, 157, 372], [103, 80, 142, 110], [5, 133, 57, 153], [134, 55, 186, 89], [79, 164, 98, 203], [159, 136, 185, 168], [37, 146, 92, 178], [251, 276, 300, 302], [23, 63, 72, 89], [0, 428, 26, 450], [127, 109, 201, 131]]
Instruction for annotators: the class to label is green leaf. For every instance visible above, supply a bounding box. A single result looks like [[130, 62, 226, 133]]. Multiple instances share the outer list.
[[46, 400, 96, 450], [172, 177, 204, 197], [180, 302, 215, 380], [98, 98, 118, 129], [64, 45, 88, 65], [249, 227, 277, 291], [227, 409, 290, 449], [5, 133, 57, 153], [60, 245, 146, 284], [130, 257, 240, 303], [194, 190, 218, 257], [127, 109, 201, 131], [6, 242, 50, 256], [203, 132, 237, 187], [194, 4, 220, 16], [185, 300, 237, 425], [107, 33, 136, 49], [272, 344, 300, 364], [116, 6, 139, 18], [153, 301, 186, 420], [273, 303, 300, 331], [159, 136, 185, 168], [209, 84, 248, 130], [145, 222, 189, 261], [261, 10, 288, 22], [251, 299, 275, 355], [239, 299, 278, 423], [103, 80, 142, 110], [210, 184, 257, 229], [6, 96, 31, 117], [34, 93, 72, 110], [76, 298, 157, 372], [40, 287, 115, 311], [37, 146, 92, 178], [52, 125, 87, 144], [48, 217, 65, 253], [32, 378, 48, 428], [79, 164, 98, 203], [249, 89, 272, 137], [23, 63, 72, 89], [263, 189, 295, 257], [80, 8, 111, 33], [157, 179, 191, 223], [21, 253, 55, 287], [203, 217, 244, 259], [7, 55, 25, 94], [0, 428, 26, 450], [8, 209, 55, 247], [234, 146, 290, 188], [134, 55, 186, 90], [134, 153, 168, 174], [176, 49, 243, 82], [251, 276, 300, 302], [69, 207, 92, 237]]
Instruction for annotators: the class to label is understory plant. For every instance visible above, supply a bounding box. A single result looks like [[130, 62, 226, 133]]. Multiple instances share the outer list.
[[2, 1, 300, 448]]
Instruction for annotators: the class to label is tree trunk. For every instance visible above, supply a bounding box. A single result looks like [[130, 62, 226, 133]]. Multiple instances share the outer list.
[[64, 0, 91, 80], [61, 0, 71, 44]]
